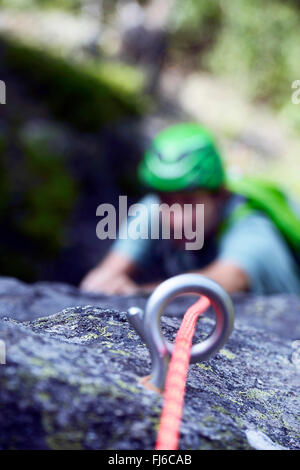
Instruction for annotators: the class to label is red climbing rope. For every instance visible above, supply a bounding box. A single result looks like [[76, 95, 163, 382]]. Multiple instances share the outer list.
[[155, 296, 211, 450]]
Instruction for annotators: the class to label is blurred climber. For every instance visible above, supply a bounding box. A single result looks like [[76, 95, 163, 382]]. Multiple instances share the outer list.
[[80, 123, 300, 295]]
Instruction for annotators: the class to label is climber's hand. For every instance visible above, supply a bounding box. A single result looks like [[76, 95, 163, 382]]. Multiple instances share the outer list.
[[80, 252, 139, 295]]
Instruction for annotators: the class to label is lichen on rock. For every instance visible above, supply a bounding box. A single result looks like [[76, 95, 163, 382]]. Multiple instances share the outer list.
[[0, 278, 299, 449]]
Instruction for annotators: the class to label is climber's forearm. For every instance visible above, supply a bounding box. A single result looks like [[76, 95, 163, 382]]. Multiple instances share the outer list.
[[191, 260, 249, 293], [140, 261, 249, 295], [139, 280, 162, 293]]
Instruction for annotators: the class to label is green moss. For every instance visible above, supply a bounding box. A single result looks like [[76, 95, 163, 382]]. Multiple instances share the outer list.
[[219, 348, 236, 360], [240, 388, 276, 403], [100, 341, 113, 349], [201, 415, 215, 424], [196, 363, 213, 372], [28, 357, 57, 378], [116, 379, 141, 395], [81, 332, 99, 342], [269, 408, 283, 419], [79, 383, 102, 396], [212, 405, 230, 416], [46, 430, 84, 450], [110, 349, 130, 357], [228, 396, 243, 405], [149, 415, 160, 432], [281, 417, 295, 431], [252, 410, 268, 420], [97, 326, 113, 338], [209, 386, 223, 398], [37, 392, 51, 402], [107, 321, 121, 327], [233, 416, 244, 429]]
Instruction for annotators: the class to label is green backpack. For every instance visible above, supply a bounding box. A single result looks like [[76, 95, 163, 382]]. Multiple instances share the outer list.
[[225, 176, 300, 256]]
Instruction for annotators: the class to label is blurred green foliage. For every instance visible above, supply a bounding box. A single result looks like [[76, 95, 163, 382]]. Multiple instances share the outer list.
[[170, 1, 222, 58], [0, 120, 78, 280], [0, 0, 299, 281], [20, 125, 77, 250], [0, 33, 146, 281], [1, 36, 144, 131], [0, 131, 9, 213], [2, 0, 299, 131], [0, 0, 81, 11], [170, 0, 300, 131]]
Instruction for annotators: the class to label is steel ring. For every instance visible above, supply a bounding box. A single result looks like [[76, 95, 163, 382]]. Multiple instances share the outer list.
[[144, 273, 234, 364]]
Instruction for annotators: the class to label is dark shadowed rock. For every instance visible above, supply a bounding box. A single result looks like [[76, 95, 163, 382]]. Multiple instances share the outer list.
[[0, 277, 299, 450]]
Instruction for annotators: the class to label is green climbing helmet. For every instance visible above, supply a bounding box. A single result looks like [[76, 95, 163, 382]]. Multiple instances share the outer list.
[[138, 123, 225, 192]]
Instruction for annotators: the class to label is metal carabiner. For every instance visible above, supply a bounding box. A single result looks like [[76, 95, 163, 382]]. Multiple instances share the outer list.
[[127, 273, 234, 390]]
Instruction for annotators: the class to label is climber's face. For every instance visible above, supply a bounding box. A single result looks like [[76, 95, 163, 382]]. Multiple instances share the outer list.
[[159, 189, 223, 242]]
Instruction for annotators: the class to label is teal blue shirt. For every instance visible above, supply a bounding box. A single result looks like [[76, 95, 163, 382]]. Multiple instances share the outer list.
[[112, 194, 300, 295]]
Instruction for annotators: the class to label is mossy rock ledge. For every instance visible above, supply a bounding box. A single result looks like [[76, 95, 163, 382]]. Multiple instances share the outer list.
[[0, 277, 299, 450]]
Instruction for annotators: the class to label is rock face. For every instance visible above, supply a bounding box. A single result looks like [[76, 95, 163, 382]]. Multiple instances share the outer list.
[[0, 277, 299, 450]]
